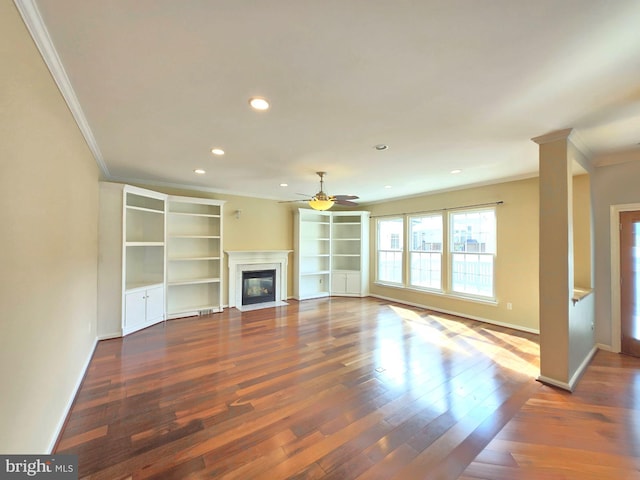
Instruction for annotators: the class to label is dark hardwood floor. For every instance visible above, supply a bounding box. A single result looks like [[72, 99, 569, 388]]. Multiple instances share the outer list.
[[55, 297, 640, 479]]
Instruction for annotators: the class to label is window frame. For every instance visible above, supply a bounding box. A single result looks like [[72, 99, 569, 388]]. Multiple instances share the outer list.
[[408, 213, 443, 292], [448, 207, 497, 300], [375, 216, 405, 285]]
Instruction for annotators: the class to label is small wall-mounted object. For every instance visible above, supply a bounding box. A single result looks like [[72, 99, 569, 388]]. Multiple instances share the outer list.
[[235, 209, 242, 219]]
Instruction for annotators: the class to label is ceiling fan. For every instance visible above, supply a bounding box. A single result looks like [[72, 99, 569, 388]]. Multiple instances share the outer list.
[[284, 171, 359, 211]]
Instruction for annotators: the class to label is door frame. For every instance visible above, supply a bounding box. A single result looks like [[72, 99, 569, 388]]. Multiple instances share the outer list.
[[610, 202, 640, 353]]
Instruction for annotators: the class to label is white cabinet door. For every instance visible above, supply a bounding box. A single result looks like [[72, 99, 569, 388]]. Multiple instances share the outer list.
[[331, 273, 346, 295], [124, 286, 164, 335], [345, 272, 361, 295], [124, 290, 147, 331], [145, 286, 165, 324], [331, 272, 363, 296]]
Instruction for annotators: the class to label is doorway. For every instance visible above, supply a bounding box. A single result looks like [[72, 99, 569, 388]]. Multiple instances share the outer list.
[[620, 210, 640, 357]]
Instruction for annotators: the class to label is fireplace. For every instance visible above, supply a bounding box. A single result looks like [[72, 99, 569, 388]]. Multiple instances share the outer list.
[[242, 269, 276, 306], [225, 250, 292, 311]]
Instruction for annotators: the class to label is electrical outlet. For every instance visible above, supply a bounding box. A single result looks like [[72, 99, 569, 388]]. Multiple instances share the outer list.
[[507, 302, 513, 310]]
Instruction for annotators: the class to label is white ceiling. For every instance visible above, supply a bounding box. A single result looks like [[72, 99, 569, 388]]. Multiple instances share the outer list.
[[21, 0, 640, 203]]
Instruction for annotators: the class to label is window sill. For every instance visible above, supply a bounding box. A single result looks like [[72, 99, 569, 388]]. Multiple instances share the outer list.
[[572, 287, 593, 306]]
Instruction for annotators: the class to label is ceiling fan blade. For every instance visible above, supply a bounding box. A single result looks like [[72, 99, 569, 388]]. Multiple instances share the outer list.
[[334, 199, 359, 207], [278, 199, 310, 204], [331, 195, 359, 201]]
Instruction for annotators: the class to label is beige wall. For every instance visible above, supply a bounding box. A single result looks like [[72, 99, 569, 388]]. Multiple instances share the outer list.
[[365, 177, 539, 332], [572, 174, 592, 289], [0, 2, 100, 453]]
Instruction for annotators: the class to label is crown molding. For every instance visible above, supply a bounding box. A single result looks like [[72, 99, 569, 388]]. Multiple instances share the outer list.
[[106, 175, 290, 202], [593, 147, 640, 168], [531, 128, 595, 172], [567, 130, 594, 162], [530, 127, 574, 145], [362, 171, 539, 206], [14, 0, 110, 177]]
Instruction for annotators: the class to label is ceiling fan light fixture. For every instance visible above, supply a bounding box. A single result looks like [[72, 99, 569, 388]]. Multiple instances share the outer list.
[[308, 198, 335, 211]]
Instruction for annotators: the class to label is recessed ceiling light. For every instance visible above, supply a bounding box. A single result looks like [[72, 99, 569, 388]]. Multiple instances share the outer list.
[[211, 148, 225, 156], [249, 97, 270, 111], [450, 169, 462, 174], [384, 185, 392, 189], [280, 183, 288, 187], [374, 144, 389, 151], [194, 169, 206, 175]]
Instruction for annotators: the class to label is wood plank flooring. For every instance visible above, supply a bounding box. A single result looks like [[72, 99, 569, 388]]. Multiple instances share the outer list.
[[54, 297, 640, 479], [460, 348, 640, 479]]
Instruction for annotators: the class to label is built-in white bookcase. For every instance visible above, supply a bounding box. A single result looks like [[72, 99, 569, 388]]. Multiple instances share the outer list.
[[166, 196, 225, 318], [122, 187, 166, 335], [98, 183, 167, 338], [294, 209, 331, 299], [330, 211, 370, 296], [98, 184, 226, 338], [294, 209, 370, 300]]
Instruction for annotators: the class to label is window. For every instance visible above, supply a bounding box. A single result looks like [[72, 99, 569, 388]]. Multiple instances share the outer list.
[[375, 206, 497, 301], [450, 209, 496, 298], [409, 214, 442, 290], [377, 217, 403, 284]]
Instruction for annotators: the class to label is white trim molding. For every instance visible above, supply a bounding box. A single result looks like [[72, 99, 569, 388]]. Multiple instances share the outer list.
[[13, 0, 109, 176]]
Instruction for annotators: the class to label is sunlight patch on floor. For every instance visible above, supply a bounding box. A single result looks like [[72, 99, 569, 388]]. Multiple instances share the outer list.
[[384, 304, 539, 379], [431, 315, 539, 377], [388, 305, 469, 355]]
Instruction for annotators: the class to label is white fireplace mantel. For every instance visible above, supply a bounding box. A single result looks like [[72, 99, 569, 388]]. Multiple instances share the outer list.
[[225, 250, 292, 308]]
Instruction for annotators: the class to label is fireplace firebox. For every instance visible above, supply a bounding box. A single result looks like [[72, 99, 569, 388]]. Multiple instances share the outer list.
[[242, 269, 276, 306]]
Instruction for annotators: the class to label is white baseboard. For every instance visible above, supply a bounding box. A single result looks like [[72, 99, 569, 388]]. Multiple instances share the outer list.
[[369, 293, 540, 334], [567, 344, 598, 390], [47, 336, 98, 453], [596, 342, 615, 352], [538, 344, 599, 393], [97, 332, 121, 341], [537, 375, 572, 392]]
